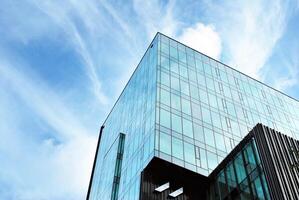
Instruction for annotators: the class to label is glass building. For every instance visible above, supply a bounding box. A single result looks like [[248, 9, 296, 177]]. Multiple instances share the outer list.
[[87, 33, 299, 200]]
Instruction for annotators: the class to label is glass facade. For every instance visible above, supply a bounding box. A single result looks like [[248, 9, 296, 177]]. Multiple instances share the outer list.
[[89, 33, 299, 200], [89, 36, 158, 200], [155, 33, 299, 175], [208, 138, 270, 199]]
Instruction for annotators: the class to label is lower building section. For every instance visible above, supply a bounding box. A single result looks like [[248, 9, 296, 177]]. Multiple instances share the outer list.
[[253, 125, 299, 200], [208, 126, 270, 200], [138, 124, 299, 200], [139, 157, 209, 200]]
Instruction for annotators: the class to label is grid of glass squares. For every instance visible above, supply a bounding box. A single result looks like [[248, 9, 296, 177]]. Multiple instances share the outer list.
[[155, 33, 299, 175], [209, 138, 270, 200], [89, 36, 158, 200]]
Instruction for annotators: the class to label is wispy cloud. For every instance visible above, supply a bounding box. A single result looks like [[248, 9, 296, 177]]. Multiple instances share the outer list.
[[133, 0, 179, 38], [0, 57, 96, 199], [203, 0, 294, 79], [30, 0, 109, 105], [272, 43, 299, 91], [0, 0, 298, 199]]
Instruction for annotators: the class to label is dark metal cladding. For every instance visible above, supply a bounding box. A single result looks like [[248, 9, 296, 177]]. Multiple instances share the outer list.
[[86, 125, 105, 200], [139, 157, 209, 200], [253, 124, 299, 200]]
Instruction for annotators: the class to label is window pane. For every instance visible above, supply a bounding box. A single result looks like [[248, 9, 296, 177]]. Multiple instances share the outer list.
[[199, 88, 209, 104], [187, 55, 195, 67], [180, 80, 190, 96], [161, 72, 170, 87], [254, 177, 266, 199], [202, 106, 212, 125], [195, 59, 203, 72], [161, 42, 169, 55], [172, 137, 183, 159], [193, 123, 204, 143], [190, 85, 199, 100], [181, 98, 191, 115], [161, 55, 169, 70], [204, 127, 215, 147], [207, 152, 218, 169], [180, 66, 188, 79], [206, 77, 214, 90], [184, 142, 195, 164], [160, 89, 170, 106], [160, 132, 171, 155], [191, 102, 201, 119], [208, 93, 218, 108], [215, 132, 226, 152], [171, 94, 181, 110], [200, 148, 207, 168], [171, 76, 180, 91], [211, 111, 222, 129], [234, 154, 247, 183], [183, 119, 193, 138], [170, 60, 179, 74], [172, 114, 182, 133], [170, 46, 178, 59], [226, 162, 237, 191], [160, 109, 170, 128], [179, 50, 187, 63], [189, 69, 197, 83]]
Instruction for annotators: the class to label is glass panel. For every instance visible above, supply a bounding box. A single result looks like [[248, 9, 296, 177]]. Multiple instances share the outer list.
[[170, 60, 179, 74], [226, 162, 237, 192], [204, 127, 215, 147], [181, 98, 191, 115], [171, 94, 181, 111], [160, 132, 171, 155], [183, 119, 193, 138], [184, 142, 195, 165], [160, 109, 170, 128], [215, 132, 226, 152], [207, 152, 218, 169], [172, 114, 182, 133], [193, 123, 204, 143], [171, 76, 180, 91], [160, 89, 170, 106], [172, 137, 183, 159], [217, 171, 228, 198], [234, 153, 247, 183], [161, 72, 170, 87], [180, 80, 190, 96]]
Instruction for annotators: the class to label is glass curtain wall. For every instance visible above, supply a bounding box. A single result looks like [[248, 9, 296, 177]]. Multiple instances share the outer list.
[[208, 138, 270, 200], [155, 33, 299, 175], [89, 36, 158, 200]]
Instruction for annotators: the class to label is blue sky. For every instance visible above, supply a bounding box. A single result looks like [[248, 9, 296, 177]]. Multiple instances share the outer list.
[[0, 0, 299, 199]]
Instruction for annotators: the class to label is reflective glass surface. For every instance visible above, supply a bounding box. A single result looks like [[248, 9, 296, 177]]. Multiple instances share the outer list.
[[90, 33, 299, 200], [155, 33, 299, 175], [209, 139, 270, 200], [89, 36, 158, 200]]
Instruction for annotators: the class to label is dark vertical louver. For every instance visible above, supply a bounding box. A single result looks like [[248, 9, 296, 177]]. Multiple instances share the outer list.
[[111, 133, 126, 200], [87, 125, 105, 200], [253, 124, 299, 200]]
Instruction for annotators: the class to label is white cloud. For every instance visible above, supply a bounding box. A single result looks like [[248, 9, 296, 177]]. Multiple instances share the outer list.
[[204, 0, 292, 79], [177, 23, 222, 59], [273, 44, 299, 91], [0, 59, 97, 199], [29, 0, 109, 105]]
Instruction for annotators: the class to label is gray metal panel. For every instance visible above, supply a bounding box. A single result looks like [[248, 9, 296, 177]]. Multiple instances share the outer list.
[[253, 124, 299, 200]]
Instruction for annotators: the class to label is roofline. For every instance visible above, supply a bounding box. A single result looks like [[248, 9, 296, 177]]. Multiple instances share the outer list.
[[157, 32, 298, 103], [100, 31, 298, 127], [101, 32, 159, 125]]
